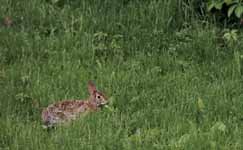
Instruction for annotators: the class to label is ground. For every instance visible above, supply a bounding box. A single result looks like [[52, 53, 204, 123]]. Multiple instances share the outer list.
[[0, 0, 243, 149]]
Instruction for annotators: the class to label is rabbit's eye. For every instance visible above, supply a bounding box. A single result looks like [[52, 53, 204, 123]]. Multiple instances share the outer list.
[[97, 95, 101, 99]]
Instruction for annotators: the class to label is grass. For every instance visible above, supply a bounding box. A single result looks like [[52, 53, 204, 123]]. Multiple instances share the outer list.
[[1, 0, 243, 149]]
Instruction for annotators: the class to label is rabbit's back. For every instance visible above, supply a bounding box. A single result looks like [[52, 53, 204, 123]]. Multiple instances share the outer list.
[[42, 100, 88, 127]]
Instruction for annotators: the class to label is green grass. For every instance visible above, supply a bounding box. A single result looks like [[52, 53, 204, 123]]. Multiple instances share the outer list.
[[1, 0, 243, 149]]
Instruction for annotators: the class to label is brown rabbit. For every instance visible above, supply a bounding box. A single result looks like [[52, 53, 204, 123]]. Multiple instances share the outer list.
[[41, 81, 108, 128]]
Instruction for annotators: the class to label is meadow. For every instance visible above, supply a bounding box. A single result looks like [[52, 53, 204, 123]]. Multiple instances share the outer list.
[[1, 0, 243, 149]]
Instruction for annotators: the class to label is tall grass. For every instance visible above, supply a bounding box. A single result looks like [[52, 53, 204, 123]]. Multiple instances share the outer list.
[[1, 0, 243, 149]]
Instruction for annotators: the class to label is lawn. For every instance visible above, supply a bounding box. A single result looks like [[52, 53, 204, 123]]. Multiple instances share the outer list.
[[0, 0, 243, 149]]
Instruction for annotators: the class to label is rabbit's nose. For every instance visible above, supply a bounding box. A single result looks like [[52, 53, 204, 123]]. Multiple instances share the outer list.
[[101, 101, 108, 105]]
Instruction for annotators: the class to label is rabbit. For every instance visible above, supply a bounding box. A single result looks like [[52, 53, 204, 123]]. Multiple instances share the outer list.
[[41, 81, 108, 128]]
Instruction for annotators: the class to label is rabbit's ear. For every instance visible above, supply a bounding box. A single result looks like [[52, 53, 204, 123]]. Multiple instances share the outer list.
[[88, 81, 97, 95]]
